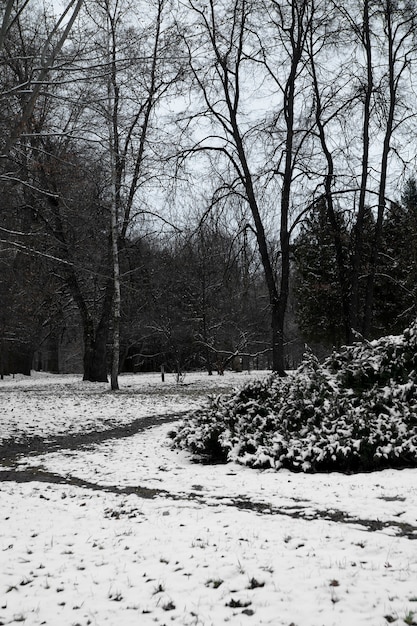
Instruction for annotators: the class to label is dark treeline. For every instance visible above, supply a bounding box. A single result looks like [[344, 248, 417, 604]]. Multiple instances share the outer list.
[[293, 177, 417, 352], [1, 195, 272, 376]]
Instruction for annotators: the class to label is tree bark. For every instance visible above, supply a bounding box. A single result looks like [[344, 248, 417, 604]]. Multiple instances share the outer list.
[[309, 39, 352, 343], [362, 1, 400, 337], [82, 279, 113, 382], [349, 0, 373, 341]]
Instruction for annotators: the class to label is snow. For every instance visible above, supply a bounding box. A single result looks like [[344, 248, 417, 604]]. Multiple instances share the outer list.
[[0, 371, 254, 444], [1, 371, 417, 625]]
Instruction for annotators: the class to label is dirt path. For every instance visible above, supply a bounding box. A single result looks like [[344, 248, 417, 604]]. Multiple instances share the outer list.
[[2, 409, 417, 541], [1, 464, 417, 539], [0, 411, 186, 463]]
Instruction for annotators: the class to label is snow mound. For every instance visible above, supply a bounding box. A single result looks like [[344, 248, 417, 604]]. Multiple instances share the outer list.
[[171, 322, 417, 472]]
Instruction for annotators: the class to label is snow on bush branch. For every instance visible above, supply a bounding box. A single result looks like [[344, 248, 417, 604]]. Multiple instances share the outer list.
[[170, 322, 417, 472]]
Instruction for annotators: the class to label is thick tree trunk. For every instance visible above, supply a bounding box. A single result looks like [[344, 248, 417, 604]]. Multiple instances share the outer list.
[[110, 237, 121, 390], [82, 279, 113, 382], [271, 298, 287, 375], [228, 119, 286, 374], [83, 323, 108, 382], [64, 267, 112, 382]]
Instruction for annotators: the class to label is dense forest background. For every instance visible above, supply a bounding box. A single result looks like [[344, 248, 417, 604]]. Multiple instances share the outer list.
[[1, 0, 417, 386]]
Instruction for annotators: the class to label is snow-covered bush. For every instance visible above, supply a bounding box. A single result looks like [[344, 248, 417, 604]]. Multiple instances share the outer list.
[[170, 322, 417, 472]]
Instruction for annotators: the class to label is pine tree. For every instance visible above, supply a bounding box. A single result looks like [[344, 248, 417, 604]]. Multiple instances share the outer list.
[[374, 177, 417, 334], [293, 200, 348, 348]]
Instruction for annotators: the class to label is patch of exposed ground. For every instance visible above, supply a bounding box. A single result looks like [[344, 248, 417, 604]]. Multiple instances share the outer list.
[[2, 465, 417, 540], [0, 411, 186, 463], [2, 402, 416, 542]]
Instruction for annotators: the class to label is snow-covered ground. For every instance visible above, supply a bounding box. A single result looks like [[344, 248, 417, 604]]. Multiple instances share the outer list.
[[0, 371, 257, 444], [1, 371, 417, 625]]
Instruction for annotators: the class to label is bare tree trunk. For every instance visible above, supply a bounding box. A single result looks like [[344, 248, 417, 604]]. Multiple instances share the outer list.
[[2, 0, 84, 155], [349, 0, 373, 341], [362, 0, 410, 337], [309, 33, 352, 344], [234, 139, 284, 373], [0, 332, 4, 380], [271, 0, 311, 372], [181, 0, 313, 374], [95, 0, 171, 389], [362, 121, 393, 337], [68, 274, 112, 383], [105, 2, 121, 391], [110, 203, 121, 390], [83, 318, 110, 383]]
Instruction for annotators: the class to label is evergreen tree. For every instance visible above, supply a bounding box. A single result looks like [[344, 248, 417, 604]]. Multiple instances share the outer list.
[[293, 199, 382, 348], [293, 200, 348, 348], [374, 177, 417, 335]]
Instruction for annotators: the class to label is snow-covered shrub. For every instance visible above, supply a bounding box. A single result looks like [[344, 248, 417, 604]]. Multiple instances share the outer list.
[[170, 322, 417, 472]]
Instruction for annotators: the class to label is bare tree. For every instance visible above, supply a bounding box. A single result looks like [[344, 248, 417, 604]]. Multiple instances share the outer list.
[[177, 0, 312, 374], [362, 0, 417, 336], [345, 0, 375, 338], [307, 0, 417, 342], [307, 18, 353, 343], [0, 0, 84, 157], [80, 0, 184, 387], [260, 0, 313, 371]]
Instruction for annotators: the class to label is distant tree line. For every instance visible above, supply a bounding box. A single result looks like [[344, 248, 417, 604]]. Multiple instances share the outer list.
[[0, 196, 272, 377]]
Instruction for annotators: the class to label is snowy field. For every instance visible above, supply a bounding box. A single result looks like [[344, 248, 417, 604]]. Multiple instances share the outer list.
[[0, 371, 417, 626]]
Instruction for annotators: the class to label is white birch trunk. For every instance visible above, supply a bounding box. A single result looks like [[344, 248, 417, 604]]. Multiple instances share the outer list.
[[105, 8, 120, 391]]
